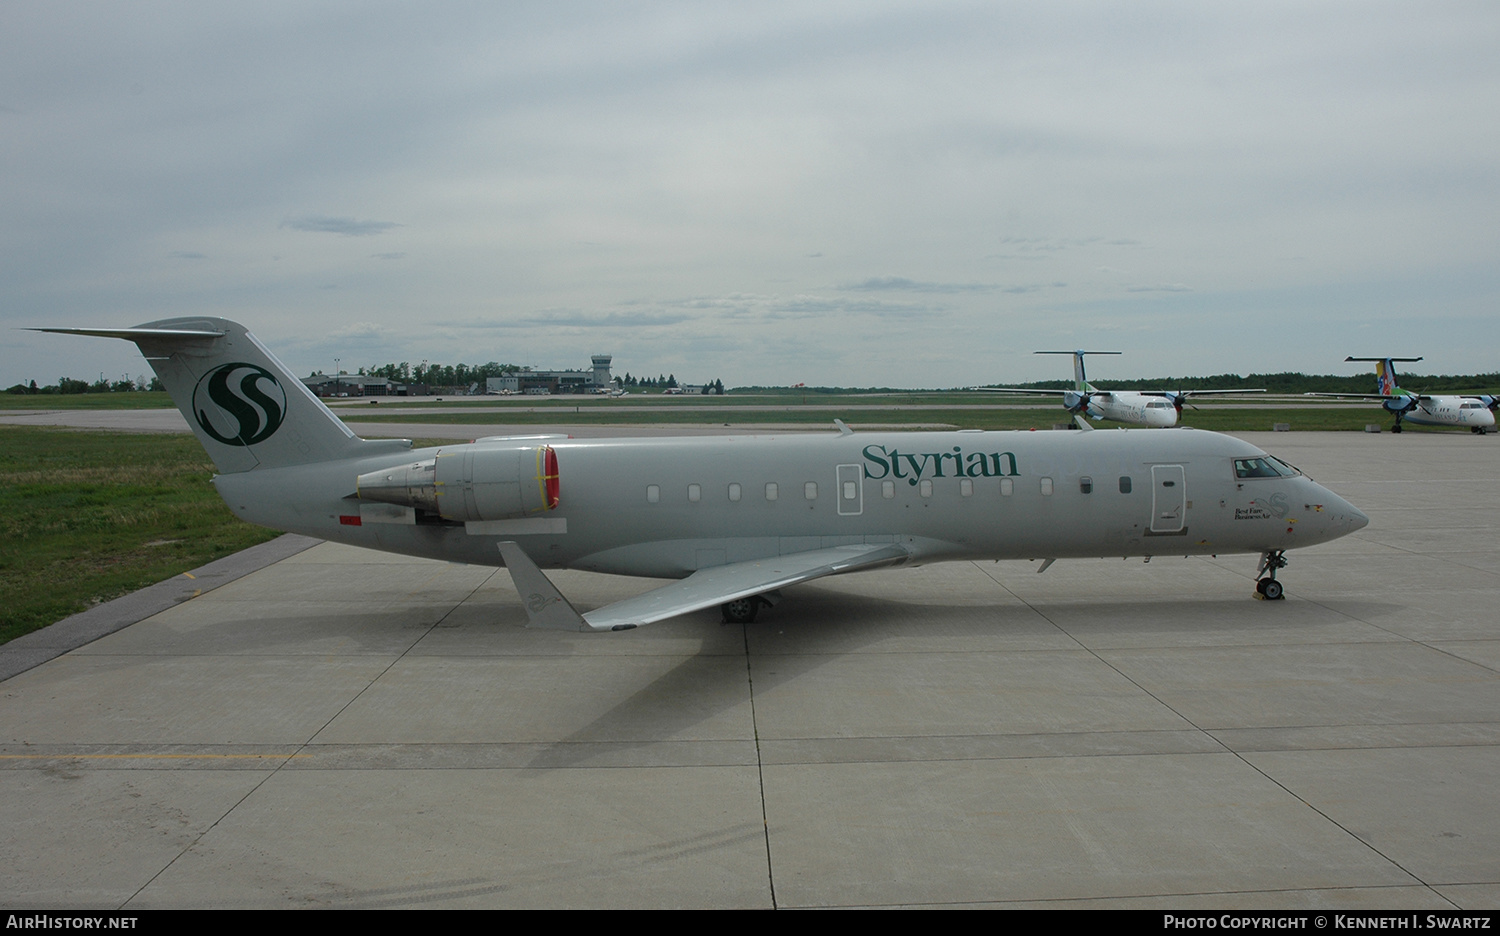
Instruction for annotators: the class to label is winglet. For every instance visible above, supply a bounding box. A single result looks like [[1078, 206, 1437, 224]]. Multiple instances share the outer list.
[[833, 418, 853, 436], [497, 541, 603, 632]]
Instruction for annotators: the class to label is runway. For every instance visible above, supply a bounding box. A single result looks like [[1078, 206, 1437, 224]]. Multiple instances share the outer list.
[[1, 431, 1497, 909]]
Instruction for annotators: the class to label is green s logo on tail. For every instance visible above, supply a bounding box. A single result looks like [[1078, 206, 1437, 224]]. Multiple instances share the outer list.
[[192, 363, 287, 445]]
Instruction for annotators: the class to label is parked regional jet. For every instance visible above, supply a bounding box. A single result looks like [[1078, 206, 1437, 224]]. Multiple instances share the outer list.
[[976, 351, 1264, 428], [1306, 357, 1497, 434], [41, 320, 1367, 626]]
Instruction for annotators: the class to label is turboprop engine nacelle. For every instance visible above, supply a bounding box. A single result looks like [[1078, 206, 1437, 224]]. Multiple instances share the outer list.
[[356, 444, 559, 522]]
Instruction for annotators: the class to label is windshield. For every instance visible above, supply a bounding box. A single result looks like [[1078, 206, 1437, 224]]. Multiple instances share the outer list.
[[1234, 455, 1302, 479]]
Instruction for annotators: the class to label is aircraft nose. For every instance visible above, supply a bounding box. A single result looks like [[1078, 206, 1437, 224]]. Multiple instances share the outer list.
[[1326, 490, 1369, 533], [1347, 503, 1370, 532]]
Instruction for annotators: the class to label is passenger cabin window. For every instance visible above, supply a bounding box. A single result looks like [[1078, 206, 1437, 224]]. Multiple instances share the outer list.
[[728, 483, 742, 502], [960, 478, 973, 497], [919, 479, 933, 497], [804, 482, 818, 500], [688, 483, 701, 503], [1040, 477, 1054, 496], [1000, 478, 1013, 496], [1119, 476, 1132, 494], [1079, 476, 1092, 494], [882, 480, 895, 499], [765, 482, 778, 501], [646, 484, 660, 504]]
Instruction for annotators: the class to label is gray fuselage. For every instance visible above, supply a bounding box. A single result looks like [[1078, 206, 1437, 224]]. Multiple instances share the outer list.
[[214, 427, 1366, 579]]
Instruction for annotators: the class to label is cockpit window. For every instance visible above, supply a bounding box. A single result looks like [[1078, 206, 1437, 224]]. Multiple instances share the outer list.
[[1234, 456, 1302, 479], [1235, 458, 1284, 479], [1266, 455, 1301, 476]]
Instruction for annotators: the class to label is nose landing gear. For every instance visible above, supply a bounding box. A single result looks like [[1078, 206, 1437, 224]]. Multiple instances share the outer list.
[[1255, 550, 1287, 600]]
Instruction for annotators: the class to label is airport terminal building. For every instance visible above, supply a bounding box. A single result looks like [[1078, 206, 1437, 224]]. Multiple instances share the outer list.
[[486, 354, 613, 395]]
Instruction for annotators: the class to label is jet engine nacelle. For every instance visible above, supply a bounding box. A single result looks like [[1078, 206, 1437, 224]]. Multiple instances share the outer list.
[[356, 444, 559, 522]]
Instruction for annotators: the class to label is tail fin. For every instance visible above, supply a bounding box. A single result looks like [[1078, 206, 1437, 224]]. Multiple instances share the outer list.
[[1036, 350, 1119, 392], [35, 318, 401, 473], [1346, 356, 1421, 398]]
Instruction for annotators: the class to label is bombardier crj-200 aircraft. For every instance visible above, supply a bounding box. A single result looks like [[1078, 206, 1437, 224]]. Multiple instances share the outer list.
[[42, 320, 1367, 624], [1305, 357, 1497, 434], [977, 350, 1264, 429]]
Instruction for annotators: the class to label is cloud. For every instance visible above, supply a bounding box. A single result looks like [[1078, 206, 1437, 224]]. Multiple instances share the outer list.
[[667, 293, 937, 319], [369, 252, 406, 260], [840, 277, 996, 294], [168, 251, 206, 260], [281, 215, 400, 236], [840, 278, 1066, 296], [1125, 283, 1194, 293], [442, 311, 694, 329]]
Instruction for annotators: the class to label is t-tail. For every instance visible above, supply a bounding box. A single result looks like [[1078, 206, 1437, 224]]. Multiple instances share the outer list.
[[1036, 349, 1120, 392], [1346, 356, 1422, 398], [32, 317, 406, 473]]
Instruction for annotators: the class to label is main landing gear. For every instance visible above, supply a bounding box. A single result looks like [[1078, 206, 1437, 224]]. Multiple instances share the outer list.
[[721, 596, 763, 624], [1255, 550, 1287, 601]]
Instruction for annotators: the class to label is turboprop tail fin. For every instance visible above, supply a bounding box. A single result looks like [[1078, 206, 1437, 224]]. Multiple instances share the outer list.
[[1036, 349, 1119, 393], [1346, 356, 1422, 398], [34, 318, 403, 473]]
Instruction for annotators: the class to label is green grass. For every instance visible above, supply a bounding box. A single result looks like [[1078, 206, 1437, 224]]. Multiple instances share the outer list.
[[0, 426, 281, 645], [0, 391, 176, 410]]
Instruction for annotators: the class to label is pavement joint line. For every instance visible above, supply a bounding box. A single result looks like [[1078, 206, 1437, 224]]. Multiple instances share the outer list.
[[0, 532, 323, 684]]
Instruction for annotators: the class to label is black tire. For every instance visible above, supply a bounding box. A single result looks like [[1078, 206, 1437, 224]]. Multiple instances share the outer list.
[[1392, 423, 1403, 434], [722, 597, 760, 624], [1255, 578, 1268, 596], [1262, 580, 1284, 601]]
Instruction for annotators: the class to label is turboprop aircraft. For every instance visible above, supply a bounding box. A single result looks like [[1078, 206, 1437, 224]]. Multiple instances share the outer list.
[[39, 319, 1367, 627], [1305, 357, 1497, 434], [976, 350, 1264, 429]]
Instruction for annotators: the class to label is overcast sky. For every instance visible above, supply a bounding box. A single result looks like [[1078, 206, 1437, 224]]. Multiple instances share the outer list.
[[3, 2, 1497, 389]]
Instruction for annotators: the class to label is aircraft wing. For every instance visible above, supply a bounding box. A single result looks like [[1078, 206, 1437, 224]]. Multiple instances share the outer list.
[[970, 387, 1067, 395], [1303, 392, 1429, 402], [1137, 389, 1265, 397], [500, 541, 909, 632]]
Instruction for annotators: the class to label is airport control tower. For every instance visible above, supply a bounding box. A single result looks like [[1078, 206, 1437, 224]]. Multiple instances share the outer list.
[[591, 354, 613, 388]]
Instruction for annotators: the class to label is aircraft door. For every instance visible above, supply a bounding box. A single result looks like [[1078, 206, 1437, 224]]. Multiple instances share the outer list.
[[1150, 465, 1186, 533], [837, 464, 863, 516]]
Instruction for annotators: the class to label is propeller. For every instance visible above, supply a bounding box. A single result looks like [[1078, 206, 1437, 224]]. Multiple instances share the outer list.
[[1062, 389, 1092, 414], [1166, 392, 1201, 415]]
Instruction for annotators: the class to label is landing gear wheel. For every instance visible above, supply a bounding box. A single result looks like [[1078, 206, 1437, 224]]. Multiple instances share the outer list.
[[1392, 422, 1403, 434], [1255, 550, 1288, 601], [721, 597, 761, 624]]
